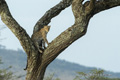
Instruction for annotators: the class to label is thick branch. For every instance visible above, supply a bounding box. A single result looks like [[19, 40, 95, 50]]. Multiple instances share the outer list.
[[42, 21, 88, 66], [40, 0, 120, 67], [33, 0, 73, 33], [41, 0, 93, 66], [0, 0, 37, 56], [72, 0, 83, 17], [94, 0, 120, 15]]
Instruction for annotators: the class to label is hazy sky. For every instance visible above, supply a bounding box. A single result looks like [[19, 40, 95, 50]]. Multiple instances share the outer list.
[[0, 0, 120, 72]]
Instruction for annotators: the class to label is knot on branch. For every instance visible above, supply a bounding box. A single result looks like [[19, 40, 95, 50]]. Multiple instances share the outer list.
[[84, 0, 96, 15]]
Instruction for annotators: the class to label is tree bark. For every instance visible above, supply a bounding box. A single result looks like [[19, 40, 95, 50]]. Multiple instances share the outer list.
[[0, 0, 120, 80]]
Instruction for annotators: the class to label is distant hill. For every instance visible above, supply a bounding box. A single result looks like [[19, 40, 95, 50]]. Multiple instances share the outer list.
[[0, 45, 120, 80]]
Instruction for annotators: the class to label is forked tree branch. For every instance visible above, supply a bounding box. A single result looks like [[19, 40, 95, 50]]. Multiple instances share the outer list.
[[41, 0, 120, 66], [0, 0, 37, 56], [42, 0, 89, 66]]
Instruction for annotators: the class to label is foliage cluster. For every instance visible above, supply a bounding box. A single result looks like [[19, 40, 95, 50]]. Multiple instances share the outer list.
[[44, 69, 120, 80], [0, 57, 21, 80], [0, 57, 13, 80], [74, 69, 120, 80]]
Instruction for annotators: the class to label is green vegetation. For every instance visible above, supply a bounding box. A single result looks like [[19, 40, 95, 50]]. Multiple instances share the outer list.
[[0, 57, 22, 80], [0, 57, 13, 80], [43, 69, 120, 80], [44, 73, 60, 80], [74, 69, 120, 80]]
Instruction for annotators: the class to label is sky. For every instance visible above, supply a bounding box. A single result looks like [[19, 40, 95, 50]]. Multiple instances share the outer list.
[[0, 0, 120, 72]]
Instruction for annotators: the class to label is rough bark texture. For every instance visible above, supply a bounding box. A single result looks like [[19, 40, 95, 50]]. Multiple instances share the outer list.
[[0, 0, 120, 80]]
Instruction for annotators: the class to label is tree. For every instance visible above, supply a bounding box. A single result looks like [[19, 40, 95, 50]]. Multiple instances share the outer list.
[[74, 69, 120, 80], [74, 69, 105, 80], [0, 0, 120, 80]]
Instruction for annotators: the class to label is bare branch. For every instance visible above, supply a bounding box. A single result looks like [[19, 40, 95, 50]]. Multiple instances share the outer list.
[[93, 0, 120, 15], [33, 0, 73, 33], [0, 0, 38, 56]]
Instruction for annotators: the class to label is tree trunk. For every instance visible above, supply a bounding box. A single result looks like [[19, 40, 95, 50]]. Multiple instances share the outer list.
[[26, 63, 47, 80]]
